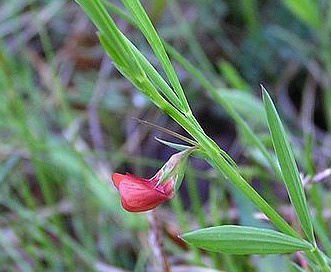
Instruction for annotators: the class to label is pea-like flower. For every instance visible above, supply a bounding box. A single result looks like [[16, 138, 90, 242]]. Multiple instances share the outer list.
[[111, 172, 173, 212], [111, 147, 195, 212]]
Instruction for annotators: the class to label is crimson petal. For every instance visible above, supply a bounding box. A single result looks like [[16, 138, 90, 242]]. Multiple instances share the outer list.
[[118, 180, 170, 212]]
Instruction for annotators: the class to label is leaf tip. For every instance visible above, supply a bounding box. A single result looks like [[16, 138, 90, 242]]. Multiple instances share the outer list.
[[179, 232, 191, 244], [260, 84, 269, 100]]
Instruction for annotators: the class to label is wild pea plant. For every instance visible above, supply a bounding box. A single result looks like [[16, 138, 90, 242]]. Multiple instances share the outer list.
[[76, 0, 331, 270]]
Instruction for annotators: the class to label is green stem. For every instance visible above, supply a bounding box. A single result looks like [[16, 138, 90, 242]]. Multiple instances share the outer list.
[[164, 44, 283, 179], [165, 105, 299, 239], [309, 247, 331, 272], [100, 0, 282, 179]]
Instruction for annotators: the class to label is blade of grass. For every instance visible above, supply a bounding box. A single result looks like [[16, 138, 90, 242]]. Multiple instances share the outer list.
[[314, 220, 331, 257], [117, 0, 209, 137], [98, 32, 177, 113], [119, 0, 189, 113], [76, 0, 142, 76], [0, 43, 56, 208], [262, 86, 314, 244], [77, 0, 185, 112], [0, 197, 108, 270]]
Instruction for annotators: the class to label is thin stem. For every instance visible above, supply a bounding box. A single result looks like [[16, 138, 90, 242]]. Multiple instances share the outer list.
[[309, 247, 331, 272], [100, 0, 282, 178], [165, 44, 283, 179], [165, 105, 299, 238]]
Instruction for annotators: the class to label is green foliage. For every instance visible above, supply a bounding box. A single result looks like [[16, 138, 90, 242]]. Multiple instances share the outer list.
[[78, 0, 301, 241], [181, 225, 312, 254], [1, 0, 331, 271], [262, 87, 314, 244]]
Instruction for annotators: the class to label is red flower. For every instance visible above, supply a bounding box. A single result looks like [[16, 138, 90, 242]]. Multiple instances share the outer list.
[[111, 148, 196, 212], [111, 172, 174, 212]]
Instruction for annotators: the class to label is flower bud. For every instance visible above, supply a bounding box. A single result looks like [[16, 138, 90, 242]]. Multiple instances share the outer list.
[[111, 147, 195, 212]]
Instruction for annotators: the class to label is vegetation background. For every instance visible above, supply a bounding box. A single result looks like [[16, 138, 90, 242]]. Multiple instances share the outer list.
[[1, 0, 330, 271]]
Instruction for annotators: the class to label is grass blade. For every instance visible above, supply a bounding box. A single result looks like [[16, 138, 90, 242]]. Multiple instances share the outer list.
[[120, 0, 189, 113], [262, 86, 314, 244]]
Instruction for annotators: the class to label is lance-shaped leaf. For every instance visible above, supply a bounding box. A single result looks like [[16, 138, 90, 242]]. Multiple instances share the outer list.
[[181, 225, 313, 255], [119, 0, 189, 113], [262, 86, 314, 244]]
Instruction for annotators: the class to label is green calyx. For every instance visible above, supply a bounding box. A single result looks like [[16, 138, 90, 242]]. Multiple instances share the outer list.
[[156, 146, 197, 191]]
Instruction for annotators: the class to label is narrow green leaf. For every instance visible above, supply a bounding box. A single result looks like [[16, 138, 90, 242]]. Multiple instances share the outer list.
[[155, 137, 193, 151], [181, 225, 313, 255], [155, 138, 206, 160], [156, 136, 237, 170], [75, 0, 145, 78], [120, 0, 189, 113], [98, 30, 184, 110], [262, 86, 314, 244]]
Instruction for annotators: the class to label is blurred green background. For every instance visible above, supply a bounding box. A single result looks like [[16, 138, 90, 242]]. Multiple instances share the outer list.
[[1, 0, 331, 271]]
